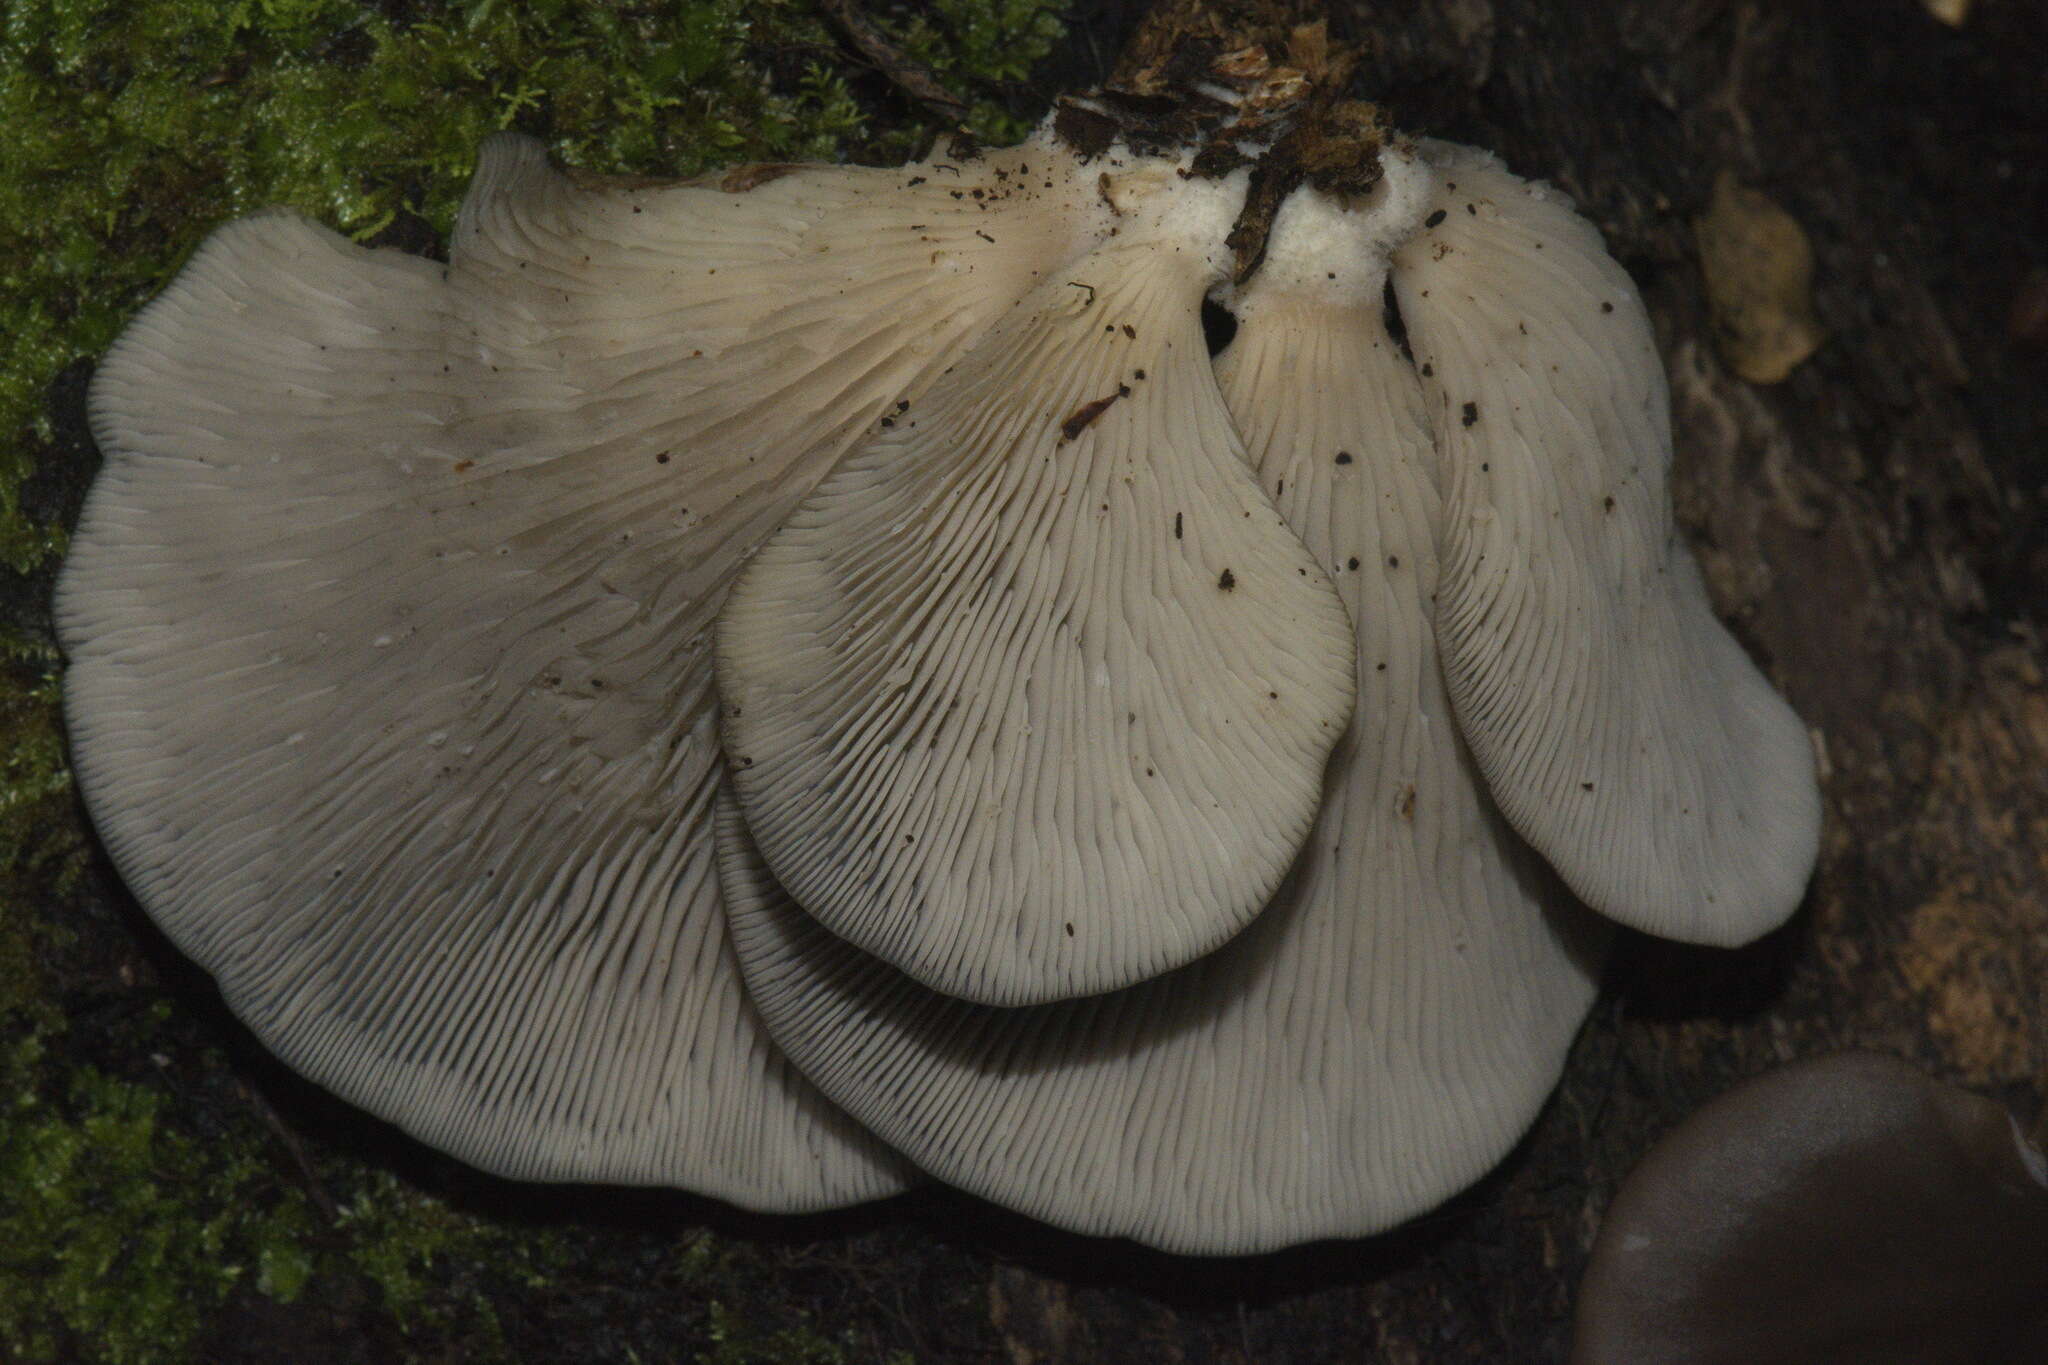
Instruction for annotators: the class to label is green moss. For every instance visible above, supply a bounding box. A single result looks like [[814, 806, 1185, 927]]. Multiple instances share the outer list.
[[255, 1233, 316, 1304], [700, 1301, 847, 1365], [338, 1168, 569, 1347], [0, 632, 78, 1025], [885, 0, 1065, 145], [697, 1300, 919, 1365], [0, 1041, 314, 1363], [0, 1026, 581, 1364]]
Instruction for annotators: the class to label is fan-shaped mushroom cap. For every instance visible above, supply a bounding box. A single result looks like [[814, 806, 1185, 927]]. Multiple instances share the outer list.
[[718, 158, 1357, 1007], [56, 128, 1118, 1206], [1390, 141, 1820, 947], [1572, 1051, 2048, 1365], [719, 170, 1605, 1253]]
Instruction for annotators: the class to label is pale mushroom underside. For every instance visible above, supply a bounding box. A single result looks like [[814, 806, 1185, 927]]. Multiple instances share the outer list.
[[57, 128, 1131, 1209], [56, 116, 1817, 1249], [717, 222, 1356, 1007], [1394, 141, 1820, 947], [720, 193, 1607, 1254]]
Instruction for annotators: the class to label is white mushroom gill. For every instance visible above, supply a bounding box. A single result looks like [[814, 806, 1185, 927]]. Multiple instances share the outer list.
[[57, 50, 1822, 1251], [57, 126, 1128, 1209], [720, 155, 1607, 1255], [1392, 141, 1821, 946], [716, 160, 1357, 1007]]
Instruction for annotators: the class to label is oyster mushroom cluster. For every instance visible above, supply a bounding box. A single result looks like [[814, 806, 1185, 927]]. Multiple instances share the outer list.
[[56, 30, 1820, 1255]]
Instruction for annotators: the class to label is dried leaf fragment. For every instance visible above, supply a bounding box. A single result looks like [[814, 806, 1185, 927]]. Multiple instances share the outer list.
[[1695, 171, 1824, 384]]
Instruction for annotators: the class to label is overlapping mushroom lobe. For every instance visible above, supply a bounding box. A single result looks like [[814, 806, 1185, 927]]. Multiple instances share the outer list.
[[716, 165, 1358, 1006], [716, 171, 1604, 1255], [55, 128, 1115, 1210], [1390, 142, 1820, 945]]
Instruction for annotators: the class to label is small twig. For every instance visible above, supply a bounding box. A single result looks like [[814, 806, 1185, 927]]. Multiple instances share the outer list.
[[819, 0, 971, 126], [242, 1079, 342, 1225]]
